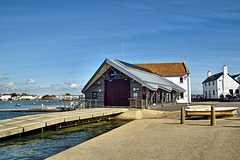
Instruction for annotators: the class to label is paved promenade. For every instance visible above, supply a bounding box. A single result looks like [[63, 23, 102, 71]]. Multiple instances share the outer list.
[[47, 115, 240, 160]]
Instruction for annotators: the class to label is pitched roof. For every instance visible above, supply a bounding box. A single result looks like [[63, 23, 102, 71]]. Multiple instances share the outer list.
[[231, 74, 240, 79], [134, 62, 190, 77], [202, 72, 223, 83], [202, 72, 240, 84], [82, 58, 185, 93]]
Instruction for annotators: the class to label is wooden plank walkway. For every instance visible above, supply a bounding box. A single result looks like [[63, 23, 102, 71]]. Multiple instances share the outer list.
[[0, 108, 128, 139]]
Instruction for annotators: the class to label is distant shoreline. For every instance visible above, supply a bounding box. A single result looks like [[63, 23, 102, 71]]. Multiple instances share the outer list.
[[0, 100, 59, 102]]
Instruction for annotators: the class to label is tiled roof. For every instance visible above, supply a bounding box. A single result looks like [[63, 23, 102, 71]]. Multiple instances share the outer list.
[[134, 62, 189, 77], [202, 72, 223, 83]]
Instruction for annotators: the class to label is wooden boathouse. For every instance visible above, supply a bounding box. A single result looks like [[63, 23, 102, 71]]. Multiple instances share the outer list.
[[82, 58, 185, 108]]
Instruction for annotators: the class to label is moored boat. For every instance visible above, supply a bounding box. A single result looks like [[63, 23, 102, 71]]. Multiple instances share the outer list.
[[185, 107, 238, 116], [15, 104, 21, 107], [186, 105, 211, 109]]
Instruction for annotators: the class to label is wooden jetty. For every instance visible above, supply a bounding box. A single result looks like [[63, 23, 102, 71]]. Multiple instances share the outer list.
[[0, 108, 128, 139]]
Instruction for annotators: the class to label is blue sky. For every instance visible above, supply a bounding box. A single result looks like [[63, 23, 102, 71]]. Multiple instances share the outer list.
[[0, 0, 240, 95]]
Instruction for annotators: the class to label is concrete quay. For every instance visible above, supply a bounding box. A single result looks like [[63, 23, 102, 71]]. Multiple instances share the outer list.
[[0, 108, 128, 139], [46, 115, 240, 160]]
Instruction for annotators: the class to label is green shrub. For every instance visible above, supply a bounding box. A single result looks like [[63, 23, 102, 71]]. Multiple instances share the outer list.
[[226, 94, 231, 98]]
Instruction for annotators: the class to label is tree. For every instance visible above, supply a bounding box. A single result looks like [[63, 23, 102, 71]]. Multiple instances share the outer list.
[[65, 93, 71, 95], [11, 93, 17, 97], [21, 93, 28, 96], [42, 95, 50, 100]]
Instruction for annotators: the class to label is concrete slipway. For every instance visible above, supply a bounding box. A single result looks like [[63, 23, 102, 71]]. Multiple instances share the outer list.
[[46, 116, 240, 160], [0, 108, 128, 139]]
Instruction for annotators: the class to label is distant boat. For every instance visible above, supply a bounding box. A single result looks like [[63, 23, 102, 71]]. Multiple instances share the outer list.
[[46, 101, 51, 103], [9, 102, 13, 104], [15, 104, 21, 107], [32, 102, 36, 104]]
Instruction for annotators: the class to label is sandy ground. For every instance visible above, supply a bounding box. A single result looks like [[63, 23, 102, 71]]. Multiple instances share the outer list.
[[116, 108, 180, 120]]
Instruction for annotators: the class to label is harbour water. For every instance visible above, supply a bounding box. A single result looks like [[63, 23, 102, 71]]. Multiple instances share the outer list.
[[0, 101, 130, 160], [0, 101, 62, 120]]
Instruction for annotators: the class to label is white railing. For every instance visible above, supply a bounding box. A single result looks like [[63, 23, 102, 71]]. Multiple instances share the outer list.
[[80, 99, 104, 108]]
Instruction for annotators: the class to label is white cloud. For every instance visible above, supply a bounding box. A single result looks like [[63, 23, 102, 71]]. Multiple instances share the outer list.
[[69, 83, 81, 89], [39, 85, 51, 89], [7, 81, 16, 89], [64, 81, 82, 89], [26, 78, 36, 84], [0, 81, 83, 95], [0, 81, 17, 92]]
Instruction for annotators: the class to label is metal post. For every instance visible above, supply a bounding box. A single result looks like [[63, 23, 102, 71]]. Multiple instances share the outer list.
[[135, 99, 137, 108], [211, 106, 216, 126], [146, 88, 148, 108], [95, 99, 97, 108], [64, 101, 66, 111], [181, 107, 185, 124]]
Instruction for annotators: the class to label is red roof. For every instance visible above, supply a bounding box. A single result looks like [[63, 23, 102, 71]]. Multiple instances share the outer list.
[[134, 62, 190, 77]]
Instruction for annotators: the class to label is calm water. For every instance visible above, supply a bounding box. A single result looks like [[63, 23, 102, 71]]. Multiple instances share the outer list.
[[0, 101, 62, 120], [0, 120, 129, 160]]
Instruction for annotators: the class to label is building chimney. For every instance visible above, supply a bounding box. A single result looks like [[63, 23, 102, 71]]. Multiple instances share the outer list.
[[222, 65, 228, 95], [223, 65, 227, 76], [207, 71, 211, 77]]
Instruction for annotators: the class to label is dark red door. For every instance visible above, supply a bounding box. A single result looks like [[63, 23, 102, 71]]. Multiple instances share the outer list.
[[105, 79, 130, 106]]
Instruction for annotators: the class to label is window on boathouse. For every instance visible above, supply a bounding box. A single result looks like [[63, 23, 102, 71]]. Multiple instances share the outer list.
[[92, 92, 98, 99], [109, 70, 118, 79]]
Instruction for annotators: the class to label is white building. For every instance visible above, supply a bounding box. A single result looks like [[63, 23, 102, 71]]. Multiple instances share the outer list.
[[20, 95, 36, 100], [12, 95, 20, 101], [202, 65, 240, 99], [0, 94, 11, 101], [135, 62, 191, 104]]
